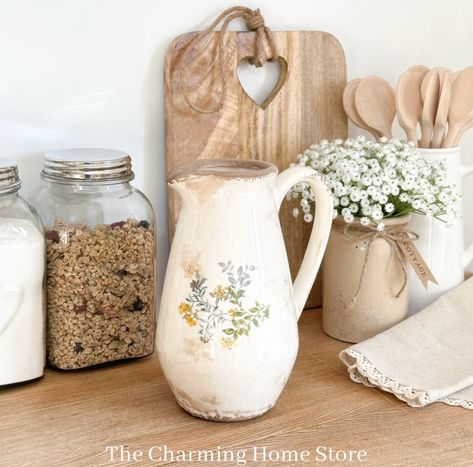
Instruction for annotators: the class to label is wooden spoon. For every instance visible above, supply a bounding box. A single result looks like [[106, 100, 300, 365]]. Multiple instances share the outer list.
[[452, 116, 473, 146], [419, 70, 442, 147], [355, 76, 396, 138], [420, 67, 451, 103], [396, 72, 422, 144], [407, 65, 429, 85], [343, 79, 382, 139], [431, 72, 452, 148], [452, 69, 462, 82], [444, 67, 473, 147]]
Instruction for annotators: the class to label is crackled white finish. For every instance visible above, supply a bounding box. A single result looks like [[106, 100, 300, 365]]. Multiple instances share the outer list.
[[409, 147, 473, 314], [157, 165, 333, 421]]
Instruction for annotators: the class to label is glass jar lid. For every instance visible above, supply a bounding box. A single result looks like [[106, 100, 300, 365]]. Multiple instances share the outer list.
[[42, 148, 135, 183], [0, 158, 21, 194]]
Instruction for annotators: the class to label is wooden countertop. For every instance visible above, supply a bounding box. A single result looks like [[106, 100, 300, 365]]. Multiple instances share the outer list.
[[1, 310, 472, 466]]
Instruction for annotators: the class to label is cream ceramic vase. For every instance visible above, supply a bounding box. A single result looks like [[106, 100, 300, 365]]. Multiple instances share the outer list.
[[409, 147, 473, 315], [157, 159, 333, 421], [322, 216, 410, 343]]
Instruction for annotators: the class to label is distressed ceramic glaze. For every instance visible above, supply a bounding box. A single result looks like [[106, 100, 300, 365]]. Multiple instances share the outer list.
[[157, 159, 333, 421], [323, 216, 410, 343], [409, 147, 473, 315]]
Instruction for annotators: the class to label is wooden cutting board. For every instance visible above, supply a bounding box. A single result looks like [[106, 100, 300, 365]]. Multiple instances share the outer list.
[[164, 30, 347, 307]]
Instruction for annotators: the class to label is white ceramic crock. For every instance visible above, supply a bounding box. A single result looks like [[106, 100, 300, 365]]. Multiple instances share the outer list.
[[409, 147, 473, 314], [157, 159, 333, 421], [323, 216, 410, 343]]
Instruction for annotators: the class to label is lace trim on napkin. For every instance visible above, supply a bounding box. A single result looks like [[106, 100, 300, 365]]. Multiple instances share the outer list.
[[340, 349, 473, 409]]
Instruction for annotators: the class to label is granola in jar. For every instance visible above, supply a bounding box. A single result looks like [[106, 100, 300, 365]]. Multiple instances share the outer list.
[[45, 218, 155, 369]]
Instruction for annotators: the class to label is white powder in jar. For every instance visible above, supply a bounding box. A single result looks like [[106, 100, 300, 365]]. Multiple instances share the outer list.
[[0, 218, 45, 385]]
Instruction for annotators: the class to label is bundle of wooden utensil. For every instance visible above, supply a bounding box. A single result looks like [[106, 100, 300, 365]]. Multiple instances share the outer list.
[[343, 66, 473, 148]]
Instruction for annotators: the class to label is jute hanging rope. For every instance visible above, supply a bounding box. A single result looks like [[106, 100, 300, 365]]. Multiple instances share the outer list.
[[178, 6, 280, 114]]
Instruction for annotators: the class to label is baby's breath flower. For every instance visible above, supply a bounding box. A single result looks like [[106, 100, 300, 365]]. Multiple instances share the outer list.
[[290, 136, 459, 227], [372, 209, 383, 221], [349, 203, 359, 213]]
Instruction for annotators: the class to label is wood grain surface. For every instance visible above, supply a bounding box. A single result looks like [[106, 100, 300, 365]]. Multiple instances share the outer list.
[[1, 310, 472, 467], [165, 31, 347, 308]]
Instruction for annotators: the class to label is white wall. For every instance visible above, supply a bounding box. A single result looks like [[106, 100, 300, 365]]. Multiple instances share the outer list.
[[1, 0, 473, 295]]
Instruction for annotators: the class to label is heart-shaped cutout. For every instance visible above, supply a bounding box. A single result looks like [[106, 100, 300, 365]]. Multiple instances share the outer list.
[[237, 57, 287, 109]]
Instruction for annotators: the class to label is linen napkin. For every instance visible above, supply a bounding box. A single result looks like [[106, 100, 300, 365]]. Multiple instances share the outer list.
[[339, 277, 473, 409]]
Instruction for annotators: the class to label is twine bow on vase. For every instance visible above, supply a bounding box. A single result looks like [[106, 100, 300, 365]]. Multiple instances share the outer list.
[[177, 6, 280, 114], [343, 223, 420, 310]]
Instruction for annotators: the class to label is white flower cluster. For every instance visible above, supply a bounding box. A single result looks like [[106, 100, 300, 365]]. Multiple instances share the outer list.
[[290, 136, 460, 227]]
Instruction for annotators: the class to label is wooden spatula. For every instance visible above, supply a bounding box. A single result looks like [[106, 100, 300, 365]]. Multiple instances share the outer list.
[[419, 69, 442, 147], [396, 72, 422, 144], [444, 67, 473, 147], [343, 79, 382, 139], [355, 76, 396, 138], [431, 71, 452, 148]]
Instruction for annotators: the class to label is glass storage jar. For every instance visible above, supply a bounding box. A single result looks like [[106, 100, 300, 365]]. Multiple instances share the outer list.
[[30, 149, 156, 369], [0, 159, 45, 386]]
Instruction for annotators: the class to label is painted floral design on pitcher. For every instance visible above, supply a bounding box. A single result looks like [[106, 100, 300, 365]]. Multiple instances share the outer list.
[[178, 261, 270, 349]]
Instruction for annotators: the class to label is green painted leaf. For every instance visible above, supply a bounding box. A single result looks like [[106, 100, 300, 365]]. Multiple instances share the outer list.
[[223, 328, 235, 335]]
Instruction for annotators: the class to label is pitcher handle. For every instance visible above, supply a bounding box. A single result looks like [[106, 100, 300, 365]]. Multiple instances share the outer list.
[[275, 166, 333, 320], [0, 282, 24, 335], [462, 164, 473, 267]]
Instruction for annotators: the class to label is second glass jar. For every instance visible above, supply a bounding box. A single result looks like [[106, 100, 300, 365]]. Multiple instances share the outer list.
[[30, 148, 156, 369]]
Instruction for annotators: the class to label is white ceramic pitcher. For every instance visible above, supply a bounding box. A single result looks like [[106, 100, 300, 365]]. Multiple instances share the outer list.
[[157, 159, 333, 421], [409, 147, 473, 314]]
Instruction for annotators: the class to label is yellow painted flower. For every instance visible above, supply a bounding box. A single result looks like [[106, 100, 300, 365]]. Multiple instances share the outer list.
[[211, 285, 227, 300], [184, 315, 197, 327], [184, 263, 199, 278], [178, 302, 191, 314], [229, 308, 239, 317], [221, 337, 234, 349]]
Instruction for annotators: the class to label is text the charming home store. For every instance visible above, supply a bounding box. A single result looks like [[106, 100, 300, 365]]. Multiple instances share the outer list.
[[105, 444, 368, 464]]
